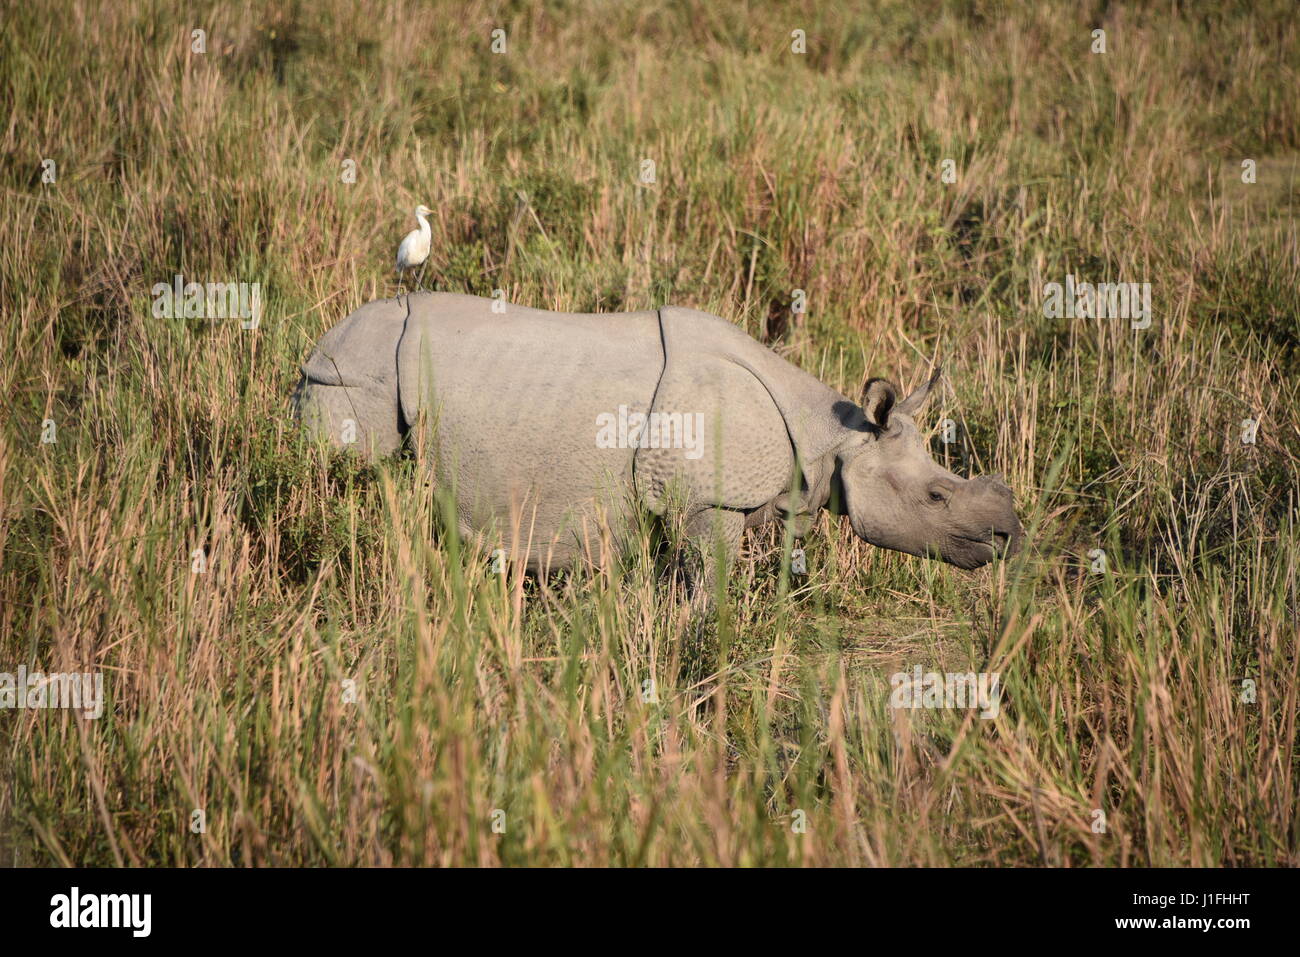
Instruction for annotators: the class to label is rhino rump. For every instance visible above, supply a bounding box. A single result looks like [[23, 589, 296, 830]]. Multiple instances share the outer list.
[[292, 297, 408, 458]]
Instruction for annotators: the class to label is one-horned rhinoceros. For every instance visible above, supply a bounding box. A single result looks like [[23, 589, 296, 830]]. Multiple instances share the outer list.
[[292, 292, 1022, 595]]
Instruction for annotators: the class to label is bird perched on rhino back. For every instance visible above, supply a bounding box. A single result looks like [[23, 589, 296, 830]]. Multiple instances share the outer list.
[[395, 204, 432, 295]]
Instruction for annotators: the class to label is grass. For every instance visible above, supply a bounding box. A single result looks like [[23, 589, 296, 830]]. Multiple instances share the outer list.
[[1, 0, 1297, 866]]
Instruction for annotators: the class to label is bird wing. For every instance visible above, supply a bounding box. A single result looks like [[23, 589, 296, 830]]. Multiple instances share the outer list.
[[397, 228, 431, 268], [396, 229, 418, 268]]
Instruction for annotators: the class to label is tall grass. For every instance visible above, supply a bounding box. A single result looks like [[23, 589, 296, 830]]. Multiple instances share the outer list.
[[1, 0, 1297, 865]]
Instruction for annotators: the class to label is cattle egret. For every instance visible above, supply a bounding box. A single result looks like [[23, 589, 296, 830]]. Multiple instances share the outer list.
[[396, 204, 432, 295]]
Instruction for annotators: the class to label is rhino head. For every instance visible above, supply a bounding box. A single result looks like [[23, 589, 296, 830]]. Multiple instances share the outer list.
[[834, 370, 1023, 569]]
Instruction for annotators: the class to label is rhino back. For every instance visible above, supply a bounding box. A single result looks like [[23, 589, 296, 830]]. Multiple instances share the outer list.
[[396, 293, 663, 567]]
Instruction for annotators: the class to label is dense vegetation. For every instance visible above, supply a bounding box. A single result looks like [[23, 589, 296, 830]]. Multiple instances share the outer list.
[[1, 0, 1297, 865]]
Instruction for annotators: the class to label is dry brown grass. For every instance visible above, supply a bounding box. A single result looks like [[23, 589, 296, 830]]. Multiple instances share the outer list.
[[1, 0, 1297, 866]]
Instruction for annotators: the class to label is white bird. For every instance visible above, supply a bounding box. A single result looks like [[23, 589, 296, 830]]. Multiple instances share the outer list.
[[395, 204, 432, 295]]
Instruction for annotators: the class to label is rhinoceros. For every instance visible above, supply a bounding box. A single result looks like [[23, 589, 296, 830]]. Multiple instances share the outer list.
[[292, 292, 1022, 596]]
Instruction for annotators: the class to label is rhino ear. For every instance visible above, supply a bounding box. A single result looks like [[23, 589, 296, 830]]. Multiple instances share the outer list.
[[861, 378, 897, 430], [895, 367, 942, 417]]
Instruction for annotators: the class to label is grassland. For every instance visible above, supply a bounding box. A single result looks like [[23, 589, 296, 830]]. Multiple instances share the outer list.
[[1, 0, 1297, 866]]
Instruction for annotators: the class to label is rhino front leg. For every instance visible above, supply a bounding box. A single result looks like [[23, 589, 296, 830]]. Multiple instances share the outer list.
[[681, 506, 747, 616]]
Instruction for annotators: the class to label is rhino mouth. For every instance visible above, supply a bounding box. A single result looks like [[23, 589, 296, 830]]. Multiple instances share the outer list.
[[949, 530, 1017, 568]]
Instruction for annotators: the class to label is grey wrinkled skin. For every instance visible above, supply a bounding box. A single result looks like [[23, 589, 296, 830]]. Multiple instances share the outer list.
[[293, 292, 1023, 593]]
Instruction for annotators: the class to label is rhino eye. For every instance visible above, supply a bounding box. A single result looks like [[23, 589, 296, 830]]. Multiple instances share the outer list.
[[927, 482, 954, 505]]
